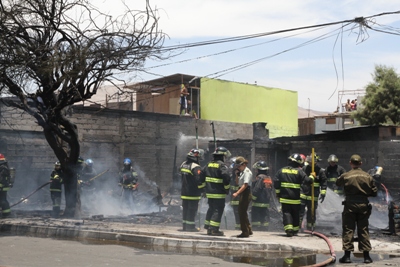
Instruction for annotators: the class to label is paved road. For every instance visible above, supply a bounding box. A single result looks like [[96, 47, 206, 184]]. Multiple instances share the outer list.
[[0, 236, 254, 267]]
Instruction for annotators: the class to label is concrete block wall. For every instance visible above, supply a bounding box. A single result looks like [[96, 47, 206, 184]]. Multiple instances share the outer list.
[[0, 104, 253, 192]]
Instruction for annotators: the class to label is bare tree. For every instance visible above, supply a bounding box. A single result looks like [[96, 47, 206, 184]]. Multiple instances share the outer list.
[[0, 0, 166, 217]]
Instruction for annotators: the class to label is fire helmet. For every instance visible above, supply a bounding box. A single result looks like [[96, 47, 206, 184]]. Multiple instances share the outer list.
[[252, 161, 269, 170], [77, 156, 84, 163], [187, 148, 204, 160], [86, 159, 93, 167], [212, 146, 231, 158], [306, 153, 322, 163], [288, 153, 304, 165], [327, 154, 339, 163], [123, 158, 132, 166], [0, 153, 6, 162], [55, 161, 61, 166]]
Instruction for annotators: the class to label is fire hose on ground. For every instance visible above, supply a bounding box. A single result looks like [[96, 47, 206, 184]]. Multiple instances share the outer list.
[[10, 181, 51, 208], [299, 220, 336, 267]]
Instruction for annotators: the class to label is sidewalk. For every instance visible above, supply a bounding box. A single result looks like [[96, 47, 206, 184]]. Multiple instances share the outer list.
[[1, 216, 400, 266]]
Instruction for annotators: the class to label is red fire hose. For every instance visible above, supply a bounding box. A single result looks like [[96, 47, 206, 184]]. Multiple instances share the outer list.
[[300, 229, 336, 267]]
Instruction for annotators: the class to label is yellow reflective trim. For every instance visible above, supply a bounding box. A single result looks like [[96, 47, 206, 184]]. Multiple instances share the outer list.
[[314, 183, 320, 187], [198, 182, 206, 188], [252, 196, 257, 200], [230, 185, 239, 190], [2, 209, 11, 213], [181, 195, 201, 200], [280, 198, 301, 204], [230, 201, 239, 205], [206, 177, 223, 183], [275, 189, 280, 193], [282, 169, 298, 174], [2, 187, 10, 192], [50, 189, 62, 192], [209, 220, 221, 227], [284, 224, 293, 230], [321, 190, 326, 194], [328, 178, 337, 182], [281, 182, 300, 189], [180, 168, 192, 175], [224, 184, 230, 190], [206, 193, 226, 199], [208, 163, 220, 168]]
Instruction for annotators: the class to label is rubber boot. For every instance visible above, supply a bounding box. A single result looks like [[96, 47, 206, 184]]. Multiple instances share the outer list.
[[363, 251, 373, 264], [209, 228, 224, 236], [339, 251, 351, 263], [285, 230, 293, 237]]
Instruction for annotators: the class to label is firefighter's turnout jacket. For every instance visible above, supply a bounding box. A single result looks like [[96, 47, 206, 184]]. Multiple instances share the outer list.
[[275, 166, 312, 205], [252, 174, 272, 207], [0, 162, 10, 193], [325, 164, 346, 194], [202, 160, 231, 199], [301, 165, 327, 201], [50, 169, 63, 192], [119, 167, 138, 190], [180, 160, 203, 200]]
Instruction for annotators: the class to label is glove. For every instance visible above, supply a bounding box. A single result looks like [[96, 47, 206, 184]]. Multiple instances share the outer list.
[[310, 172, 316, 179], [319, 194, 325, 203]]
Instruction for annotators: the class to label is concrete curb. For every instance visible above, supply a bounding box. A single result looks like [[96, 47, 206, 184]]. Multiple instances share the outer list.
[[0, 222, 314, 254]]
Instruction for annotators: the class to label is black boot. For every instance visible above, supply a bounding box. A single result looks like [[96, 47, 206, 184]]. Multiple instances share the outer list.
[[339, 251, 351, 263], [363, 251, 373, 264]]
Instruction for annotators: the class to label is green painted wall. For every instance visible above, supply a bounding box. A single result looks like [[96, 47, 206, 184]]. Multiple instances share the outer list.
[[200, 78, 298, 138]]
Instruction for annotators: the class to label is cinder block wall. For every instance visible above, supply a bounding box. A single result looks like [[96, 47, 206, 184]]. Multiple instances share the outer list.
[[0, 104, 253, 193]]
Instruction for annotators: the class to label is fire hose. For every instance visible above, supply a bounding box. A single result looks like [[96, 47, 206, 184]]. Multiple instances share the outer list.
[[10, 181, 51, 208], [301, 230, 336, 267]]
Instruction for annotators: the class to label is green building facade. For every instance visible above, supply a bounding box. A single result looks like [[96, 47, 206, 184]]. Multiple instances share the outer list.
[[200, 78, 298, 138]]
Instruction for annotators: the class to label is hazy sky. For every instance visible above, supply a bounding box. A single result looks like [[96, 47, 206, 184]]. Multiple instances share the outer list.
[[96, 0, 400, 112]]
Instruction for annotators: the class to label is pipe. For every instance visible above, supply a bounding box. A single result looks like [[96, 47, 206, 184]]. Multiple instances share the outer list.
[[300, 230, 336, 267]]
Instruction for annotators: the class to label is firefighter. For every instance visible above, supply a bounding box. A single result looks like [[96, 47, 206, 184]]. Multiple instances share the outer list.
[[336, 154, 377, 264], [180, 148, 204, 232], [325, 154, 346, 195], [201, 146, 231, 236], [50, 161, 63, 218], [274, 153, 314, 237], [0, 153, 11, 218], [81, 159, 97, 185], [251, 160, 273, 231], [228, 157, 241, 230], [300, 153, 327, 230], [118, 158, 139, 207]]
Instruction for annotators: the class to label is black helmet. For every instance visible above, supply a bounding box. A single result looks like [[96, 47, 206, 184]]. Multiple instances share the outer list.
[[306, 153, 322, 163], [187, 148, 204, 160], [212, 146, 231, 158], [252, 161, 269, 170], [288, 153, 304, 165], [55, 161, 61, 166], [327, 154, 338, 163]]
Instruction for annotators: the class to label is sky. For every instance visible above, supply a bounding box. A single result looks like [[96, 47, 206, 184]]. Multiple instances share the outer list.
[[95, 0, 400, 112]]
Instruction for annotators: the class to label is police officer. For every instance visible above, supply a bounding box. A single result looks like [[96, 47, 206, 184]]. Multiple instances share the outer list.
[[228, 157, 241, 230], [325, 154, 346, 195], [275, 153, 314, 237], [300, 153, 327, 230], [0, 154, 11, 218], [251, 160, 273, 231], [180, 148, 204, 232], [201, 146, 231, 236], [50, 161, 63, 218], [336, 154, 377, 264], [233, 156, 252, 238], [118, 158, 139, 207]]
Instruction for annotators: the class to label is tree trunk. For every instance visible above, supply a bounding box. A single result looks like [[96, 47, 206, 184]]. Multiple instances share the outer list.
[[63, 167, 81, 218]]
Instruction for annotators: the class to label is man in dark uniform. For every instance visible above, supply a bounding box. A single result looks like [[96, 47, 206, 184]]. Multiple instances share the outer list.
[[0, 153, 11, 218], [325, 154, 346, 195], [336, 154, 377, 264], [50, 161, 64, 218], [180, 148, 204, 232], [201, 146, 231, 236], [275, 153, 314, 237], [251, 160, 273, 231], [300, 153, 327, 230]]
